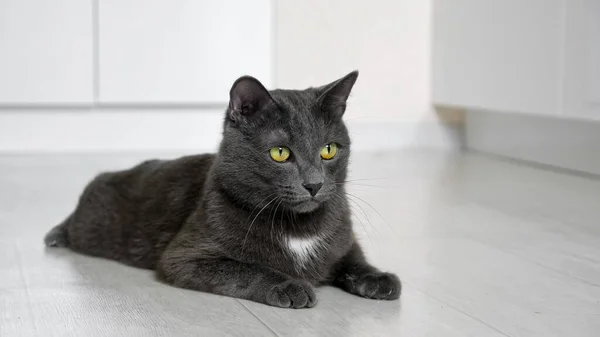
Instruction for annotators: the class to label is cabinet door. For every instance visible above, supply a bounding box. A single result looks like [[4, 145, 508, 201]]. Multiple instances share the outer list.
[[432, 0, 564, 115], [98, 0, 272, 104], [563, 0, 600, 120], [0, 0, 93, 104]]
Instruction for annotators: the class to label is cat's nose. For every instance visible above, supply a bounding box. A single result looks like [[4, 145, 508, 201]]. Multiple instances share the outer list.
[[302, 182, 323, 197]]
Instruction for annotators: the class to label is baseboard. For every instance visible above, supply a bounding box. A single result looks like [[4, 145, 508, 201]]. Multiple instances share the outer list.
[[466, 109, 600, 176], [0, 109, 463, 153]]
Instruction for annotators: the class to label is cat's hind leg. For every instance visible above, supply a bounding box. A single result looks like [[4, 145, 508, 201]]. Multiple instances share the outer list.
[[44, 216, 71, 247]]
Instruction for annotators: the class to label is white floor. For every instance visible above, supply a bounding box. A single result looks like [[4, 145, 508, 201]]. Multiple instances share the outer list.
[[1, 150, 599, 337]]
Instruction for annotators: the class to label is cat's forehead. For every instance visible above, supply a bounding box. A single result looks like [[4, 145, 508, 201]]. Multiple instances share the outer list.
[[264, 128, 290, 144], [269, 88, 324, 130], [266, 93, 319, 140], [261, 88, 347, 148], [270, 89, 320, 115]]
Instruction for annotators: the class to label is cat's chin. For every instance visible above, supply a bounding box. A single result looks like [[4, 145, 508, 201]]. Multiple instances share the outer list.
[[288, 199, 322, 214]]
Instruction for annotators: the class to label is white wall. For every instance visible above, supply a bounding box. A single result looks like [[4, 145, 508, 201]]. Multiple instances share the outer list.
[[0, 0, 462, 153], [275, 0, 435, 123], [274, 0, 461, 149]]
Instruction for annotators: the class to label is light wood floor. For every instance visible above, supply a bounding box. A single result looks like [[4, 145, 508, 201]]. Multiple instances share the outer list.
[[1, 150, 599, 337]]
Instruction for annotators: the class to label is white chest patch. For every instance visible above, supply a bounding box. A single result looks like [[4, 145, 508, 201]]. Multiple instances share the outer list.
[[285, 236, 323, 267]]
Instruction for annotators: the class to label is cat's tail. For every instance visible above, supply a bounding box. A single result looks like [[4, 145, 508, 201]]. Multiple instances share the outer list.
[[44, 215, 71, 247]]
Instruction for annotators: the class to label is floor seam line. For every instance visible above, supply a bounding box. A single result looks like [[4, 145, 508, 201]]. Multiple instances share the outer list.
[[484, 242, 600, 288], [14, 241, 40, 337], [465, 202, 600, 288], [404, 280, 514, 337], [236, 299, 279, 337]]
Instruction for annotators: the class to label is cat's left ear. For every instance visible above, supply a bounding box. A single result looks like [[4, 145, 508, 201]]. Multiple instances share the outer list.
[[317, 70, 359, 119], [228, 76, 274, 124]]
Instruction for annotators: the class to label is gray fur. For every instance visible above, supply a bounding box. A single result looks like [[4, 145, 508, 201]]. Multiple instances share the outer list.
[[44, 71, 401, 308], [44, 218, 70, 247]]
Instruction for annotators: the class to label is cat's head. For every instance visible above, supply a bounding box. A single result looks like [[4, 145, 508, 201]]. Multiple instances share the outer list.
[[215, 71, 358, 214]]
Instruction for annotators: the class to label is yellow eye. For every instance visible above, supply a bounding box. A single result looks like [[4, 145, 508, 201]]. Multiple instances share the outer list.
[[270, 146, 291, 162], [320, 143, 338, 160]]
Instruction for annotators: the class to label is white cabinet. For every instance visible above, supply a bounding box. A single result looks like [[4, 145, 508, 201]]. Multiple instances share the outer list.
[[432, 0, 564, 116], [98, 0, 272, 104], [563, 0, 600, 120], [0, 0, 273, 106], [0, 0, 93, 104], [433, 0, 600, 120]]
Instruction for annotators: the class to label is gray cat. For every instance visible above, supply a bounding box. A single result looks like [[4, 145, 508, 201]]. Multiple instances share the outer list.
[[44, 71, 401, 308]]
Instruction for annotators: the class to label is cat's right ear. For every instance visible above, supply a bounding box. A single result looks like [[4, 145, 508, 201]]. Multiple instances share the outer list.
[[227, 76, 274, 124]]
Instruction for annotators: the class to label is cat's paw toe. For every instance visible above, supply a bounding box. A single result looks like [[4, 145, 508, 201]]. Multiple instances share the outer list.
[[350, 272, 401, 300], [266, 280, 317, 309]]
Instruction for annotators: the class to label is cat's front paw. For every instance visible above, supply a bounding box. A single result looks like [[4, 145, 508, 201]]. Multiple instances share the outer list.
[[266, 279, 317, 309], [345, 272, 401, 300]]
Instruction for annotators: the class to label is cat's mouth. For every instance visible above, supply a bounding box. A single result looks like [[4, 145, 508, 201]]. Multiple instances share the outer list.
[[285, 197, 322, 214]]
